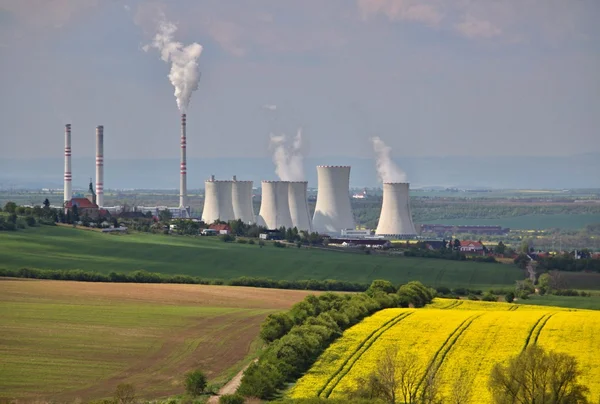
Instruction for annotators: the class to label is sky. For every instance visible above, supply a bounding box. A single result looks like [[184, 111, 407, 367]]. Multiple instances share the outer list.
[[0, 0, 598, 161]]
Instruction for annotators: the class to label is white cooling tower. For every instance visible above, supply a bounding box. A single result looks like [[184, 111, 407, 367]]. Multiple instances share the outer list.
[[95, 125, 104, 207], [232, 177, 255, 224], [202, 178, 235, 223], [63, 124, 72, 203], [288, 181, 312, 232], [312, 166, 355, 234], [179, 114, 187, 208], [257, 181, 293, 229], [376, 182, 417, 236]]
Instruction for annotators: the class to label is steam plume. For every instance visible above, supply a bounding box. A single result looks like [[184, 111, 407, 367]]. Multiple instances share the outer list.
[[144, 20, 203, 112], [270, 128, 305, 181], [371, 136, 407, 183]]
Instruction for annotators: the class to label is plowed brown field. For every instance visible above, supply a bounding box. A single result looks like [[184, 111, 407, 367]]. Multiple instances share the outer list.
[[0, 279, 315, 402]]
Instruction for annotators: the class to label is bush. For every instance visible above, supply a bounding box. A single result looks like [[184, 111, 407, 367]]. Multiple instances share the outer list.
[[219, 234, 235, 242], [114, 383, 136, 404], [481, 292, 497, 302], [236, 238, 248, 244], [273, 241, 286, 248], [248, 239, 256, 245], [468, 294, 479, 301], [504, 292, 515, 303], [219, 394, 245, 404], [452, 287, 467, 296], [185, 369, 207, 396]]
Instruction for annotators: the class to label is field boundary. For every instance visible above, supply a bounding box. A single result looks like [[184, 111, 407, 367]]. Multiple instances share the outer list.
[[320, 311, 414, 398]]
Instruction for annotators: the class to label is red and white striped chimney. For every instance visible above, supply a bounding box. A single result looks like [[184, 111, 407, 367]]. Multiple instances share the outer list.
[[180, 114, 187, 208], [64, 124, 72, 203], [95, 125, 104, 207]]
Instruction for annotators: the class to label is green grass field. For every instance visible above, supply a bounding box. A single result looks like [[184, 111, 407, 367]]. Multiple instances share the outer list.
[[0, 279, 315, 401], [420, 214, 600, 230], [517, 294, 600, 310], [0, 226, 526, 290]]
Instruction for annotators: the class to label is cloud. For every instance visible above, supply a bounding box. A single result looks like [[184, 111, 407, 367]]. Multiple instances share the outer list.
[[0, 0, 98, 29], [455, 14, 501, 39], [357, 0, 443, 27]]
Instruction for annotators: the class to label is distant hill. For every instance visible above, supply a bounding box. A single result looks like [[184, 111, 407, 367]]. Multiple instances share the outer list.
[[1, 153, 599, 189]]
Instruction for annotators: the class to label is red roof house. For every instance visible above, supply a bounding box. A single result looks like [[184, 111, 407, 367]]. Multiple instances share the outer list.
[[460, 240, 484, 253]]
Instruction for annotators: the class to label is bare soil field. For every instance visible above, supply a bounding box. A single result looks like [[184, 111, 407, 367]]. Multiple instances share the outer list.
[[0, 279, 315, 402]]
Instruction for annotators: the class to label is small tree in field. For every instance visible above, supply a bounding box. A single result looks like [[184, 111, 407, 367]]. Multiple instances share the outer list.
[[185, 369, 207, 396], [114, 383, 135, 404], [488, 344, 590, 404]]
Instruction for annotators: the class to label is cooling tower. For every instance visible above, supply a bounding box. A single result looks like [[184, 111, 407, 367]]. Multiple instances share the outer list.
[[376, 182, 417, 236], [202, 177, 235, 223], [95, 125, 104, 207], [312, 166, 355, 234], [257, 181, 293, 229], [288, 181, 312, 232], [63, 124, 72, 203], [232, 177, 255, 224], [179, 114, 187, 208]]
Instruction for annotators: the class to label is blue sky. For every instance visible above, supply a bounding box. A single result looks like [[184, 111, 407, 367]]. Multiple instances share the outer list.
[[0, 0, 598, 160]]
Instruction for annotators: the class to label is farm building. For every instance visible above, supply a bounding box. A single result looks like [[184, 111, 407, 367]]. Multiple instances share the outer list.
[[459, 240, 485, 253], [209, 223, 231, 234]]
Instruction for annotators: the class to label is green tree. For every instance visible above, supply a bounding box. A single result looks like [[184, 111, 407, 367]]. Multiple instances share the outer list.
[[453, 238, 461, 251], [4, 201, 17, 213], [158, 208, 172, 223], [71, 205, 80, 222], [185, 369, 207, 396], [43, 198, 50, 209], [367, 280, 396, 296], [488, 345, 590, 404], [496, 241, 506, 255]]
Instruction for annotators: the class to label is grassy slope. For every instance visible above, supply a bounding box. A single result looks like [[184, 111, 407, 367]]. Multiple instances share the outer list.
[[0, 226, 525, 290], [0, 279, 315, 401], [518, 294, 600, 310]]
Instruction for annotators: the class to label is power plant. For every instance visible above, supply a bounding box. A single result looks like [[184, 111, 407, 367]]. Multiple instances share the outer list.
[[375, 182, 416, 236], [288, 181, 312, 232], [95, 125, 104, 208], [312, 166, 355, 234], [232, 176, 255, 224], [63, 124, 72, 203], [202, 176, 235, 224], [257, 181, 293, 230]]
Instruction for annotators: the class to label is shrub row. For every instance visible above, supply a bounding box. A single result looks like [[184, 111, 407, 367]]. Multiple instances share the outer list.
[[238, 280, 435, 399], [0, 268, 370, 292]]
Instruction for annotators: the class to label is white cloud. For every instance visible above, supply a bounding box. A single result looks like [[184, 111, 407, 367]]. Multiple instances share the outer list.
[[357, 0, 443, 26], [455, 14, 501, 39]]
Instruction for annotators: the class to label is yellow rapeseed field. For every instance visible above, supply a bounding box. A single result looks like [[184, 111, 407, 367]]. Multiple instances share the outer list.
[[289, 299, 600, 403]]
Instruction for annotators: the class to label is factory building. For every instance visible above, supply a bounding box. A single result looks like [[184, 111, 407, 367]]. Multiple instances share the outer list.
[[312, 166, 355, 234]]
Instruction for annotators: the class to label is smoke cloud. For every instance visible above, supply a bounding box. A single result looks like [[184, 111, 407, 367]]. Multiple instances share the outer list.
[[270, 128, 305, 181], [371, 136, 407, 183], [144, 20, 203, 113]]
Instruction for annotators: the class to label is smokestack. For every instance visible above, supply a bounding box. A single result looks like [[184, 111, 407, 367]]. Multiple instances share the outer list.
[[312, 166, 355, 234], [180, 113, 187, 208], [64, 124, 72, 203], [376, 182, 416, 236], [95, 126, 104, 207]]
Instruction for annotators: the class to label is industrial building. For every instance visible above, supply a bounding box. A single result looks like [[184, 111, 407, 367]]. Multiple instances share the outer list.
[[232, 176, 255, 224], [288, 181, 312, 232], [95, 125, 104, 207], [202, 176, 235, 224], [257, 181, 293, 229], [375, 182, 417, 237], [312, 166, 355, 234]]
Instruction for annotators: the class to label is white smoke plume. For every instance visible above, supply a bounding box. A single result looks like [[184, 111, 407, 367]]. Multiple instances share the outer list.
[[371, 136, 407, 183], [270, 128, 305, 181], [144, 20, 203, 112], [263, 104, 277, 111]]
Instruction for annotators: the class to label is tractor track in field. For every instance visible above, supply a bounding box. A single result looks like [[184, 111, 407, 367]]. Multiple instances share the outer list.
[[320, 311, 414, 398]]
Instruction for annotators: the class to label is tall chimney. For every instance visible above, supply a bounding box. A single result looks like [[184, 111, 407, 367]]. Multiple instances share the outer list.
[[180, 114, 187, 208], [64, 124, 72, 203], [95, 125, 104, 207]]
